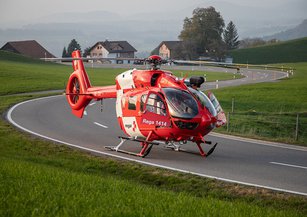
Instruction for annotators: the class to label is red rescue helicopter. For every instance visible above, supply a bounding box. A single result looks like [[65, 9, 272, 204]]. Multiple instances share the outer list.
[[66, 50, 226, 158]]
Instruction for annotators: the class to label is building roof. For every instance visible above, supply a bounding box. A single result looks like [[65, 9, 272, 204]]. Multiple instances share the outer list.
[[0, 40, 55, 58], [91, 40, 137, 53], [151, 41, 183, 55], [159, 41, 183, 50]]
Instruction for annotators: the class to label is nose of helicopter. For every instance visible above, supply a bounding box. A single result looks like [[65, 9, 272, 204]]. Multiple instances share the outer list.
[[201, 112, 216, 131]]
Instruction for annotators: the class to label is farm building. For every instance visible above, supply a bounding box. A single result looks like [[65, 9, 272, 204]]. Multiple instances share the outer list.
[[0, 40, 55, 59], [89, 40, 137, 64]]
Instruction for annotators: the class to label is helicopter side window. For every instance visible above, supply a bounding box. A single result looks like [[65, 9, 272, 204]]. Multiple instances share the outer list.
[[188, 87, 217, 117], [209, 92, 222, 114], [140, 94, 147, 112], [145, 93, 167, 116], [128, 96, 137, 110]]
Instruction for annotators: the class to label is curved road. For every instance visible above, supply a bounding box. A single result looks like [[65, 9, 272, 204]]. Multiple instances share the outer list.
[[7, 67, 307, 196]]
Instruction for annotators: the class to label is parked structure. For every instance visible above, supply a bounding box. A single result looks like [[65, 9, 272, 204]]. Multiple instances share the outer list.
[[0, 40, 55, 58], [89, 40, 137, 64]]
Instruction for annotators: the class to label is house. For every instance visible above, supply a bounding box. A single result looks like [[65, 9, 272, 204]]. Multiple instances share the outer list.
[[155, 41, 183, 59], [89, 40, 137, 64], [0, 40, 55, 58]]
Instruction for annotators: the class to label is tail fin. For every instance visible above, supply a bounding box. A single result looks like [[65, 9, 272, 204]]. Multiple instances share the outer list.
[[66, 50, 92, 118], [71, 50, 91, 89]]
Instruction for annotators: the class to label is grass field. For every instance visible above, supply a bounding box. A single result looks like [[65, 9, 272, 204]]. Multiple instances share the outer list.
[[213, 62, 307, 144], [1, 95, 306, 216], [230, 37, 307, 64], [1, 51, 307, 216]]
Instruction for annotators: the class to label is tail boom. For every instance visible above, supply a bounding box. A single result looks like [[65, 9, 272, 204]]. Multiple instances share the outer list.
[[66, 50, 116, 118]]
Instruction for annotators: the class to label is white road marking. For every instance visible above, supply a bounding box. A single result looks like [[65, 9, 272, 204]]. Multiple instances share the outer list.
[[6, 95, 307, 197], [94, 122, 108, 128], [270, 162, 307, 170], [83, 110, 87, 116], [209, 132, 307, 152], [89, 102, 96, 106]]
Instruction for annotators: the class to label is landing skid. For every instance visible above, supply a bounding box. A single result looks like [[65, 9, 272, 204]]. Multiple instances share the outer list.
[[165, 141, 218, 157], [105, 136, 159, 158]]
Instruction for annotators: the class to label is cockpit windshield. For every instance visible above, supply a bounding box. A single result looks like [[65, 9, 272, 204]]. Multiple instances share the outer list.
[[188, 87, 217, 117], [163, 88, 198, 119]]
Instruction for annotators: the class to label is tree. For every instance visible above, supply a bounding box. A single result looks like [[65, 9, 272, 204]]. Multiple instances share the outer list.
[[62, 46, 68, 58], [67, 39, 82, 56], [83, 46, 92, 58], [223, 21, 239, 50], [179, 7, 225, 60]]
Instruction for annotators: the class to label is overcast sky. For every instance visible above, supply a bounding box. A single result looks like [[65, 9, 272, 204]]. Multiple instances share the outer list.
[[1, 0, 305, 26]]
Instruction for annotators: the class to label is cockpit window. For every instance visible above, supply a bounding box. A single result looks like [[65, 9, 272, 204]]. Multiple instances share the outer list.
[[163, 88, 198, 119], [188, 87, 217, 117]]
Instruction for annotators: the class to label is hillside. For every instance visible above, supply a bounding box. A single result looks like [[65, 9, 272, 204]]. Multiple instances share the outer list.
[[264, 19, 307, 41], [230, 37, 307, 64]]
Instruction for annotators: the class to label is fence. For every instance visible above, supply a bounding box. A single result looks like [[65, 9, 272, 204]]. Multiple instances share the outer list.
[[223, 112, 307, 143], [217, 99, 307, 145]]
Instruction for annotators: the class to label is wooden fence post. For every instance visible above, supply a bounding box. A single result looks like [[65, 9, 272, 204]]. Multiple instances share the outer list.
[[295, 113, 299, 141], [232, 98, 235, 113], [227, 112, 230, 132]]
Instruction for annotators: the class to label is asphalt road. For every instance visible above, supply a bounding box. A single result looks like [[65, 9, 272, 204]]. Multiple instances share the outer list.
[[7, 67, 307, 196]]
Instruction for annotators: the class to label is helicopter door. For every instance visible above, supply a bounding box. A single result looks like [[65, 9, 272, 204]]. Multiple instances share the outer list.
[[208, 92, 227, 127], [141, 92, 171, 128]]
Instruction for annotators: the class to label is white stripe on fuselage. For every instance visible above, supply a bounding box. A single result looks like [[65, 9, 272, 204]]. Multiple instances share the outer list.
[[116, 69, 135, 90], [116, 89, 124, 118]]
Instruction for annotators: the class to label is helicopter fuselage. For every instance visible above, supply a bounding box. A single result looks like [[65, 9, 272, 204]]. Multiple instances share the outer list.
[[66, 50, 226, 157], [115, 69, 217, 143]]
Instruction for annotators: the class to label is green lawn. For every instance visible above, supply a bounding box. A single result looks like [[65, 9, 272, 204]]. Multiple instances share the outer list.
[[213, 62, 307, 144], [230, 37, 307, 64]]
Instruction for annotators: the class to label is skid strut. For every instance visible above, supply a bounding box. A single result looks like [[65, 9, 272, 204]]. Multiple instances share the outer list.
[[166, 141, 218, 157], [197, 141, 218, 157], [105, 136, 159, 158]]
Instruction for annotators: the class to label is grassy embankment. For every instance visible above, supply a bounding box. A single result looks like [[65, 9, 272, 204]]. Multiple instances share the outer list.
[[1, 51, 306, 216], [214, 38, 307, 145], [230, 37, 307, 64]]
